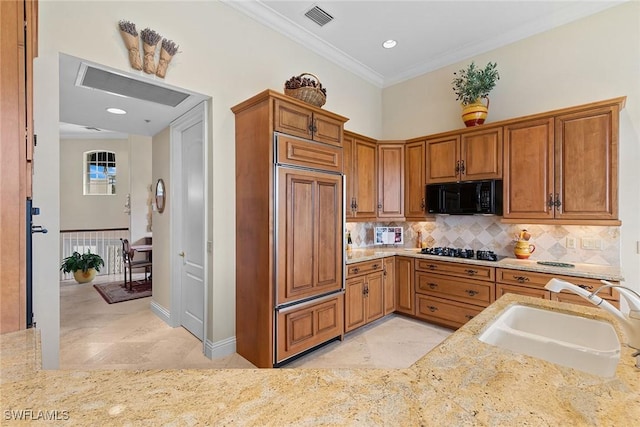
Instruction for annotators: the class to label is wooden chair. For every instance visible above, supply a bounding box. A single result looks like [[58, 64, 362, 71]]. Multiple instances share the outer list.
[[120, 238, 152, 291]]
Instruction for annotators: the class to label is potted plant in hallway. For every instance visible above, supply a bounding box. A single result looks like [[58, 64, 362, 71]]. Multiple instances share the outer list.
[[452, 61, 500, 127], [60, 251, 105, 283]]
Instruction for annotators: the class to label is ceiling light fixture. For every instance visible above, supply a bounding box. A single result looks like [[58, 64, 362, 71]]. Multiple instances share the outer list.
[[382, 39, 397, 49], [106, 107, 127, 115]]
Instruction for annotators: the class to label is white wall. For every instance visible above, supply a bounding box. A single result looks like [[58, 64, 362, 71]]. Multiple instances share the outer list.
[[39, 0, 382, 348], [382, 2, 640, 291], [151, 127, 171, 312], [128, 134, 153, 243], [59, 138, 130, 230]]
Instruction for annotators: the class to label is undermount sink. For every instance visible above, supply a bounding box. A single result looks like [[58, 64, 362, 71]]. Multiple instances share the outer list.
[[478, 304, 620, 377]]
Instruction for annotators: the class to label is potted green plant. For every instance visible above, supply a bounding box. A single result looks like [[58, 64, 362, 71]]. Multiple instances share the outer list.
[[60, 251, 105, 283], [452, 61, 500, 127]]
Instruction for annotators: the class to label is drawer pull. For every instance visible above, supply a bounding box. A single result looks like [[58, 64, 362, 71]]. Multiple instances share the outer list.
[[465, 290, 479, 297], [372, 264, 380, 269], [513, 275, 530, 283], [577, 284, 593, 290], [465, 314, 475, 320], [428, 283, 438, 289], [428, 264, 437, 270], [428, 306, 438, 312], [465, 269, 478, 276], [352, 267, 360, 274]]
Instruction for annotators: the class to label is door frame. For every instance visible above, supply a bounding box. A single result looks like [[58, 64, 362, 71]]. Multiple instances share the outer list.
[[169, 101, 209, 348]]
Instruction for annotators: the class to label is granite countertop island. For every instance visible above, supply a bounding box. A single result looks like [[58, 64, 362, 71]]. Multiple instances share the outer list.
[[346, 248, 624, 281], [1, 294, 639, 425]]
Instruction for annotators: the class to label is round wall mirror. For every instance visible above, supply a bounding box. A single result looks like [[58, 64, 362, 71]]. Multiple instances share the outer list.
[[155, 179, 166, 213]]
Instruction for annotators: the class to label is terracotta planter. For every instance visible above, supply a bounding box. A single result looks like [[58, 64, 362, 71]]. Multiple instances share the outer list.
[[73, 268, 97, 284], [461, 98, 489, 127]]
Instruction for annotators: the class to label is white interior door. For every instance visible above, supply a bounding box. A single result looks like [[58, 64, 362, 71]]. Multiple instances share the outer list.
[[171, 103, 206, 341], [33, 53, 61, 369]]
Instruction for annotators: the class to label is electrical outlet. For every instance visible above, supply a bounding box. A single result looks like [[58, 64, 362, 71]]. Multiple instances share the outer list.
[[581, 238, 602, 250], [566, 237, 576, 249]]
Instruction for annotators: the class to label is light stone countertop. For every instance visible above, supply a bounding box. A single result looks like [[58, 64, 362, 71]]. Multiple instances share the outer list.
[[346, 247, 624, 281], [1, 294, 639, 425]]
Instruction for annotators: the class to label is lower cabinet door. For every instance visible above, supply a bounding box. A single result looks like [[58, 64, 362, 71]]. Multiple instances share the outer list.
[[415, 294, 482, 330], [276, 294, 344, 364], [345, 277, 366, 332]]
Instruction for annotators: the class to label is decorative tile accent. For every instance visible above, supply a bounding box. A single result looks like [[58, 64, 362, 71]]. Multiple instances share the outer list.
[[346, 217, 620, 266]]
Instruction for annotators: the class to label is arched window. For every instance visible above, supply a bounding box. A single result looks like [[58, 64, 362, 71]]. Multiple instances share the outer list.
[[84, 150, 116, 195]]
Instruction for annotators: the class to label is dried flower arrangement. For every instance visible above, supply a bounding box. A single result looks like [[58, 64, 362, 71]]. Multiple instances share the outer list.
[[118, 20, 142, 70], [156, 39, 179, 78], [140, 27, 162, 74]]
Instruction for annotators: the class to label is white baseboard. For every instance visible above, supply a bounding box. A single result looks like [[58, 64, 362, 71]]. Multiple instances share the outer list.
[[204, 336, 236, 359], [150, 300, 171, 325]]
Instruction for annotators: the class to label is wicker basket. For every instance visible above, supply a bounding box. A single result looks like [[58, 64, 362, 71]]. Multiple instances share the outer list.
[[284, 73, 326, 108]]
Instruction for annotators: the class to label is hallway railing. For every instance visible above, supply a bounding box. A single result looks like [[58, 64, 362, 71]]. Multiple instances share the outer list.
[[60, 228, 128, 280]]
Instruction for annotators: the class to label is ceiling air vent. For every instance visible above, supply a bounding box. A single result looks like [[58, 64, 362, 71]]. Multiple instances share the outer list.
[[304, 5, 334, 27], [75, 63, 190, 108]]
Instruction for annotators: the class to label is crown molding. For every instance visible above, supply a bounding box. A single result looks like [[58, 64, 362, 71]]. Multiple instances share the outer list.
[[221, 0, 384, 88]]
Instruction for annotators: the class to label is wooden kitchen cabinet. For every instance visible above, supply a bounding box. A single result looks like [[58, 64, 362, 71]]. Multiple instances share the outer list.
[[345, 260, 385, 332], [377, 142, 405, 220], [233, 90, 348, 367], [383, 257, 396, 314], [276, 167, 343, 304], [496, 268, 619, 308], [425, 126, 502, 184], [404, 140, 428, 220], [344, 131, 378, 221], [503, 118, 555, 220], [414, 260, 496, 329], [277, 294, 344, 363], [395, 257, 415, 315], [503, 98, 623, 224], [274, 98, 343, 146]]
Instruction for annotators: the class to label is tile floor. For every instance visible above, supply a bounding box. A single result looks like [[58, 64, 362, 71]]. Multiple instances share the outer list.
[[60, 274, 452, 370]]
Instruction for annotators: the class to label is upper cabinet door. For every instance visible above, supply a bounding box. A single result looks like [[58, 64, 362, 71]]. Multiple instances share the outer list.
[[503, 118, 555, 220], [274, 99, 343, 146], [377, 142, 405, 220], [274, 99, 313, 140], [426, 136, 459, 184], [554, 106, 618, 221], [460, 127, 503, 180], [405, 140, 427, 220], [313, 112, 343, 147], [353, 138, 378, 220]]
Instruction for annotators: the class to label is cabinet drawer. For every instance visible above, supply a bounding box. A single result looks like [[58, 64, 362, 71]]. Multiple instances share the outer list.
[[415, 294, 482, 329], [415, 259, 495, 281], [496, 268, 618, 299], [415, 272, 494, 307], [496, 283, 550, 300], [276, 134, 342, 173], [276, 294, 343, 363], [347, 259, 384, 278], [552, 291, 619, 308]]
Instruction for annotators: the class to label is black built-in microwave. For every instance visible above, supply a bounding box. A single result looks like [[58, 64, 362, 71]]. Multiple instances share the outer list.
[[426, 180, 503, 215]]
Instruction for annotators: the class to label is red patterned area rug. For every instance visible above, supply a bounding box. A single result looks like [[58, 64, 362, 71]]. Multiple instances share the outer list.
[[93, 281, 152, 304]]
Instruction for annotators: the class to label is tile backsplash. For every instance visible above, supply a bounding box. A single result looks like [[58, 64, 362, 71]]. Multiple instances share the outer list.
[[346, 216, 620, 266]]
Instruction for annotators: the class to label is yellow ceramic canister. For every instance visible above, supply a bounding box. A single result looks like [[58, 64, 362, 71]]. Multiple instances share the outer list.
[[514, 241, 536, 259]]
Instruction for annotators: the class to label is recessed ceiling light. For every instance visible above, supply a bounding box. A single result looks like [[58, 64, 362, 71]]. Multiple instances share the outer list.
[[382, 39, 397, 49], [106, 107, 127, 115]]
